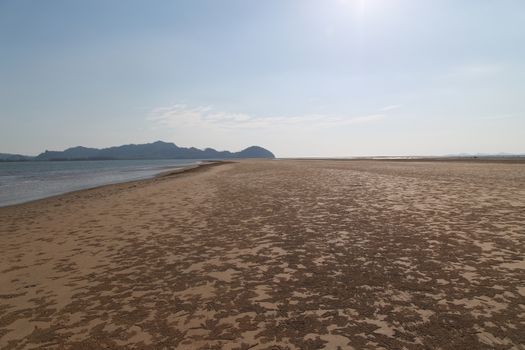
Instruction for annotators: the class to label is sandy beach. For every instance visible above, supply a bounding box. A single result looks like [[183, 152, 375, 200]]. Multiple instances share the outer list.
[[1, 159, 524, 349]]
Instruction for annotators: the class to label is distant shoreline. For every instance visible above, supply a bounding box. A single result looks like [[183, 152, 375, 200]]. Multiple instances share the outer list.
[[0, 160, 227, 209], [3, 157, 525, 208], [2, 155, 524, 163], [281, 156, 525, 164]]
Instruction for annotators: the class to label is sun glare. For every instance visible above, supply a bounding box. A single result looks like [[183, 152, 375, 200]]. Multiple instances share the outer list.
[[336, 0, 363, 17], [337, 0, 384, 19], [333, 0, 401, 29]]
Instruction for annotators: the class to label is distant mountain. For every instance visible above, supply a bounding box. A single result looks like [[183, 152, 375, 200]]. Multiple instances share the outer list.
[[235, 146, 275, 158], [0, 153, 34, 161], [34, 141, 275, 161]]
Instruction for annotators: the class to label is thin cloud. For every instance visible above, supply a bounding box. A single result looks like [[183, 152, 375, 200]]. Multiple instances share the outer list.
[[149, 104, 386, 130], [447, 63, 505, 80], [482, 113, 519, 121], [463, 63, 503, 76], [380, 104, 402, 112]]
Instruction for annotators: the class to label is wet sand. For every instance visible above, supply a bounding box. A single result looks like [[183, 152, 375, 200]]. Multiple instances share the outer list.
[[1, 159, 524, 349]]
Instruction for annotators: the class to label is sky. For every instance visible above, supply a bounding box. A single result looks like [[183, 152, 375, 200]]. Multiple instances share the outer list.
[[1, 0, 524, 157]]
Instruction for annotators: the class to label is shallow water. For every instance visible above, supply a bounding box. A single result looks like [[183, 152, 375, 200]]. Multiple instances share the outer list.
[[0, 159, 201, 206]]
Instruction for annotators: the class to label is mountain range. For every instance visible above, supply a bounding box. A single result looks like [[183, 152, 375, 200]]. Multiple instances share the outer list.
[[0, 141, 275, 161]]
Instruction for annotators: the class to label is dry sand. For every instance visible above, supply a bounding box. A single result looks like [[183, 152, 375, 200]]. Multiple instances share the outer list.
[[1, 159, 524, 349]]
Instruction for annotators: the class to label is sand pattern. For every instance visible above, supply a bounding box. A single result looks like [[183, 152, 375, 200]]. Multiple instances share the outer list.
[[1, 160, 524, 349]]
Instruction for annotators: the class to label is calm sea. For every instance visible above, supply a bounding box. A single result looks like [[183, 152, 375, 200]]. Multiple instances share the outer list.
[[0, 159, 201, 207]]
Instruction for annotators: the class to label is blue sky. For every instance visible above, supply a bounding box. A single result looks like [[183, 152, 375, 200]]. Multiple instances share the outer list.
[[1, 0, 524, 157]]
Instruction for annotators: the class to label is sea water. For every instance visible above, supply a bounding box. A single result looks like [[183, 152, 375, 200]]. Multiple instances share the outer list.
[[0, 159, 201, 207]]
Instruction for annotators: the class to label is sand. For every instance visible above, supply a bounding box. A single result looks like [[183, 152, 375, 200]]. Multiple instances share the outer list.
[[1, 159, 524, 349]]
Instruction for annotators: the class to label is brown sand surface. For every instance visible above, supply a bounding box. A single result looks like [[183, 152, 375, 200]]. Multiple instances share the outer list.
[[1, 159, 524, 349]]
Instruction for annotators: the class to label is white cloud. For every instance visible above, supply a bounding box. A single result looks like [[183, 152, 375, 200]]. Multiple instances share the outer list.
[[148, 104, 387, 130]]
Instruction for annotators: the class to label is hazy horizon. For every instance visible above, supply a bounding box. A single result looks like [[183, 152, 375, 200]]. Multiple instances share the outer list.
[[1, 0, 524, 157], [2, 139, 525, 159]]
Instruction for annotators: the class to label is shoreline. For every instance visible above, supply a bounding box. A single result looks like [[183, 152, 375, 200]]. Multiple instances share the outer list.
[[1, 157, 522, 210], [0, 160, 229, 210]]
